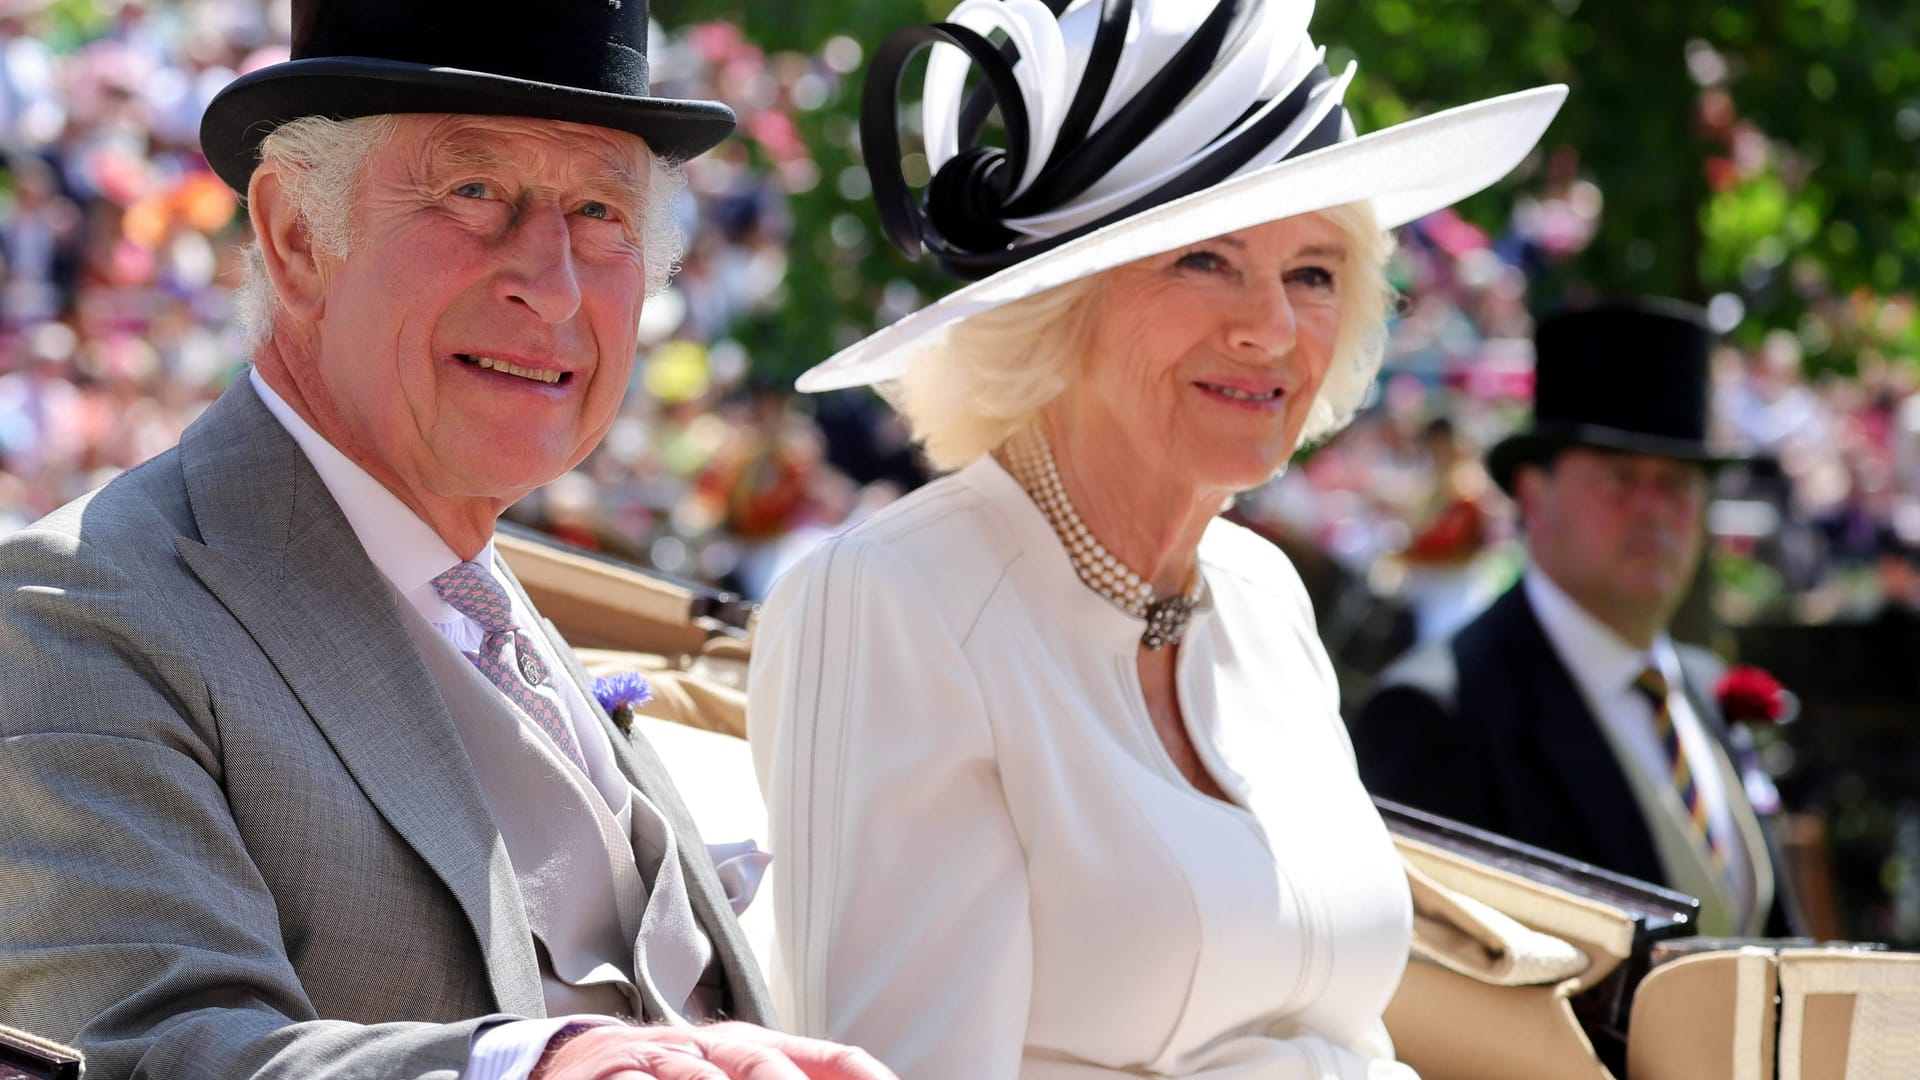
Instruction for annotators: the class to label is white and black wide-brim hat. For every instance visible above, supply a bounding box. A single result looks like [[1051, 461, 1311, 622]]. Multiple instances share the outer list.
[[798, 0, 1567, 392], [199, 0, 736, 195]]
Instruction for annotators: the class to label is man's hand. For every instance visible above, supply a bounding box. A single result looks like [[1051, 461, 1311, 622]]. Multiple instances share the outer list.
[[533, 1021, 899, 1080]]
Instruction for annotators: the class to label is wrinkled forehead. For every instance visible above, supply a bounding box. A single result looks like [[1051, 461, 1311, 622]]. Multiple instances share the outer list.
[[396, 112, 654, 186], [1170, 211, 1356, 263]]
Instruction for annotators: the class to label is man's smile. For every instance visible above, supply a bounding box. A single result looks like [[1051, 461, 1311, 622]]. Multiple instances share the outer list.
[[452, 352, 573, 386]]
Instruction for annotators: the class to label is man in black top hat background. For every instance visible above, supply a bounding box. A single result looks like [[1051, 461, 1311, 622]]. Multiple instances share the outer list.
[[1351, 299, 1804, 939], [0, 2, 895, 1079]]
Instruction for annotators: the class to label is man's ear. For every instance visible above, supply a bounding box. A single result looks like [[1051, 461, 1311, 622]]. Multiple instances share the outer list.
[[1512, 462, 1548, 525], [248, 167, 327, 324]]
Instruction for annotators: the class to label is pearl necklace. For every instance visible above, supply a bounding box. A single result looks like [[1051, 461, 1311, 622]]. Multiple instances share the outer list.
[[1002, 427, 1203, 651]]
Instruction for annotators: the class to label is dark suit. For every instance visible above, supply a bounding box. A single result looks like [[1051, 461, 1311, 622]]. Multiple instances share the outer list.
[[1351, 581, 1802, 937], [0, 380, 774, 1078]]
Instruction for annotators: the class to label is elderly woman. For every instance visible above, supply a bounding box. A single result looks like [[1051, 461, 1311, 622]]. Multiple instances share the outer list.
[[748, 2, 1566, 1078]]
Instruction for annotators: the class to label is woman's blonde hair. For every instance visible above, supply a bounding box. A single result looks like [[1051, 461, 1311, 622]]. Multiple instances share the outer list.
[[883, 201, 1396, 472]]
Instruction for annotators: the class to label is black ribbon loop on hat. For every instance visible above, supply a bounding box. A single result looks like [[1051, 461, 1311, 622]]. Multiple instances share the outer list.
[[951, 0, 1132, 180], [1046, 0, 1131, 173], [1005, 0, 1243, 216], [863, 0, 1353, 281], [936, 79, 1342, 280], [863, 22, 1033, 259], [1127, 64, 1342, 211]]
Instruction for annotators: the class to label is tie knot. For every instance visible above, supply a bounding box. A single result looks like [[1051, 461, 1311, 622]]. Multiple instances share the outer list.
[[431, 561, 515, 633], [1632, 666, 1669, 706]]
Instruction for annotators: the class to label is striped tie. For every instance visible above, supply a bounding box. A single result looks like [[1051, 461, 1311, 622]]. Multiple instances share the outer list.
[[1632, 667, 1728, 870]]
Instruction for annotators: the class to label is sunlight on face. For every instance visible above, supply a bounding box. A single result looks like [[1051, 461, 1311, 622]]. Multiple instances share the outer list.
[[296, 114, 654, 509], [1522, 448, 1708, 632], [1056, 213, 1350, 500]]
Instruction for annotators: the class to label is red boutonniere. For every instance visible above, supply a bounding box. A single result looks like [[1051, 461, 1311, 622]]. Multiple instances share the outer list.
[[1715, 665, 1795, 726]]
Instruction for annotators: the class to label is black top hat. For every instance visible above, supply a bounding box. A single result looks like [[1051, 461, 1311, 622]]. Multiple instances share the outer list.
[[1486, 298, 1738, 495], [199, 0, 736, 195]]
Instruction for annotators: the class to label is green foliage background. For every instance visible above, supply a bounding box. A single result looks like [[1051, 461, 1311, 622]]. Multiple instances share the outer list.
[[658, 0, 1920, 378]]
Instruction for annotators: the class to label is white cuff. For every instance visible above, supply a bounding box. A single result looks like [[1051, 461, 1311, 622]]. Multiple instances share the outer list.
[[463, 1015, 621, 1080]]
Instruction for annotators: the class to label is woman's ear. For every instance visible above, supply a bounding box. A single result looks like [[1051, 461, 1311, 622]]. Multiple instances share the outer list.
[[247, 167, 327, 324]]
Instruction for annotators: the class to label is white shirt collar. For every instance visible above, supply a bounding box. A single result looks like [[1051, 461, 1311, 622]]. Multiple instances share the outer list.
[[1524, 565, 1680, 703], [248, 368, 487, 623], [245, 375, 717, 892]]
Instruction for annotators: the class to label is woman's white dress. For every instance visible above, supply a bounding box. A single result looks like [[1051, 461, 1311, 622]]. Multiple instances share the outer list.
[[748, 455, 1416, 1080]]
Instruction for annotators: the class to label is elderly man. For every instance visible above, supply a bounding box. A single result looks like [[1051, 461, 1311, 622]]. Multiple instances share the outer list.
[[0, 4, 894, 1080], [1351, 300, 1803, 939]]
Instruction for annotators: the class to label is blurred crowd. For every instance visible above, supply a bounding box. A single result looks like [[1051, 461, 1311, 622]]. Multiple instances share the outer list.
[[0, 0, 265, 527], [0, 2, 922, 602], [3, 1, 1917, 637], [1238, 180, 1920, 650]]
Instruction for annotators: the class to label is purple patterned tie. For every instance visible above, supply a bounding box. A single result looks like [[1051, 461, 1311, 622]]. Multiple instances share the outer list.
[[431, 561, 588, 771]]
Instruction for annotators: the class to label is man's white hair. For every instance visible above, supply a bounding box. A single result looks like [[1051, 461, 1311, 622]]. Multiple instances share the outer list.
[[236, 114, 689, 349]]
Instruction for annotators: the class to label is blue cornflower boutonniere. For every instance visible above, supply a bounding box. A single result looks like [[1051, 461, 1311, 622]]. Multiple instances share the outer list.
[[592, 671, 653, 733]]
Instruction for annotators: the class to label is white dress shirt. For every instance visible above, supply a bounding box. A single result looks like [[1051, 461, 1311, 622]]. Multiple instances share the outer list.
[[749, 455, 1415, 1080], [248, 370, 654, 1080], [1523, 569, 1759, 932], [248, 370, 635, 808]]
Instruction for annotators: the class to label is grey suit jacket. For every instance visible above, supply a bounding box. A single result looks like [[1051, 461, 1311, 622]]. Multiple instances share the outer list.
[[0, 379, 773, 1079]]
